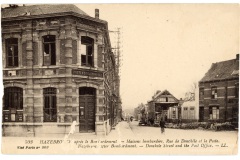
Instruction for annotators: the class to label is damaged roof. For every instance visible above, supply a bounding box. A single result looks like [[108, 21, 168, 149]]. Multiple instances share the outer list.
[[200, 55, 239, 82], [1, 4, 89, 18]]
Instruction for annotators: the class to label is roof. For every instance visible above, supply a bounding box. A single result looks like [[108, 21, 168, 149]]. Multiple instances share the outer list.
[[200, 55, 239, 82], [151, 89, 179, 102], [1, 4, 89, 18]]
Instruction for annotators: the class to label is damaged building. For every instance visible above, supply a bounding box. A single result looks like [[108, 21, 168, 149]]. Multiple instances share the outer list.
[[1, 4, 121, 136]]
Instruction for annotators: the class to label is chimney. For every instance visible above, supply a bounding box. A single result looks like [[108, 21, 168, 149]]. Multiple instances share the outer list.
[[95, 9, 99, 19], [236, 54, 239, 61]]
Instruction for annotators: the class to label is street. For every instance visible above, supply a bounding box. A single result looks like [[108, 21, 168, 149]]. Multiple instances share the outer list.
[[1, 121, 238, 154], [128, 121, 238, 140]]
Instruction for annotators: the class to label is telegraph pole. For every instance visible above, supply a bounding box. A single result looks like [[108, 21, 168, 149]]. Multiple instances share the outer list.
[[108, 28, 122, 123]]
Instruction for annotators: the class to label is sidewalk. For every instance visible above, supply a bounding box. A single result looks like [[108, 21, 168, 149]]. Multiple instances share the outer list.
[[107, 121, 135, 139]]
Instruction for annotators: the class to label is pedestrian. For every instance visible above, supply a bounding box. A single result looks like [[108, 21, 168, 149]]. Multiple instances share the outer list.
[[160, 118, 165, 134]]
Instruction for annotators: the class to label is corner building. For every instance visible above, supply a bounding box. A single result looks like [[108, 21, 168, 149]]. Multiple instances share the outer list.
[[2, 4, 119, 136]]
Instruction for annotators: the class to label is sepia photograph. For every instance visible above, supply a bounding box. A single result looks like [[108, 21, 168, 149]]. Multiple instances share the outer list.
[[0, 1, 239, 158]]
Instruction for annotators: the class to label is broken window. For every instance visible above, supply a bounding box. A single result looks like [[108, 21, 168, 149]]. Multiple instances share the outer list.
[[81, 36, 94, 67], [3, 87, 23, 122], [209, 106, 219, 120], [6, 38, 18, 67], [43, 35, 56, 66], [43, 88, 57, 122], [211, 87, 217, 99]]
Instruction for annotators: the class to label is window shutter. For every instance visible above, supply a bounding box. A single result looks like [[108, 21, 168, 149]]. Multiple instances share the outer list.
[[98, 45, 103, 68]]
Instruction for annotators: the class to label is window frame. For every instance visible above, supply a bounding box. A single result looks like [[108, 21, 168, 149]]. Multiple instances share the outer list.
[[81, 36, 94, 67], [43, 87, 57, 122], [211, 87, 217, 99], [5, 38, 19, 68], [43, 35, 56, 66], [183, 107, 188, 119], [236, 83, 239, 98], [3, 87, 23, 122], [199, 88, 204, 99], [209, 106, 219, 120], [189, 107, 195, 119]]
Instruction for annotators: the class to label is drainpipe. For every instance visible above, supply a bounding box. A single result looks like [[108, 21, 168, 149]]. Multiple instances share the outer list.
[[31, 19, 35, 137]]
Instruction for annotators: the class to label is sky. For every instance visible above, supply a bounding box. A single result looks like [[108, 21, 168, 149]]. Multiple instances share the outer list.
[[78, 4, 239, 109]]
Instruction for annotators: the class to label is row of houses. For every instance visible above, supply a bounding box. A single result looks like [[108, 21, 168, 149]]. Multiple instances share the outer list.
[[1, 4, 122, 136], [137, 54, 239, 127]]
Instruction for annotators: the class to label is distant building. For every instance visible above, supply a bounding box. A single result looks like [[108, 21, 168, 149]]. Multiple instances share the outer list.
[[181, 87, 199, 123], [147, 90, 179, 123], [2, 4, 121, 136], [199, 54, 239, 126]]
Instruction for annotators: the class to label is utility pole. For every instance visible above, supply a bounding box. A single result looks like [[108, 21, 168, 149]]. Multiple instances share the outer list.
[[108, 28, 122, 123]]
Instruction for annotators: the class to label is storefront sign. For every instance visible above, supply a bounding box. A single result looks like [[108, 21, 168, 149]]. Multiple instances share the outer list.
[[72, 69, 103, 78]]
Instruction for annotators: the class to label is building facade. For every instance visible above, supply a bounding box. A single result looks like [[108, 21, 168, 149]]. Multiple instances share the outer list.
[[181, 101, 199, 123], [181, 87, 199, 123], [147, 90, 179, 123], [1, 4, 120, 136], [199, 54, 239, 127]]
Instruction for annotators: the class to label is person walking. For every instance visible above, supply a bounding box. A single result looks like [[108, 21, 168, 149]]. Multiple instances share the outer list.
[[160, 118, 166, 134]]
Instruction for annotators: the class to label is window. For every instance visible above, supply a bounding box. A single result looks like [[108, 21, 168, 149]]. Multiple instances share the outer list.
[[199, 88, 204, 99], [6, 38, 18, 67], [159, 97, 166, 102], [43, 35, 56, 66], [189, 107, 195, 119], [211, 87, 217, 99], [3, 87, 23, 122], [182, 107, 188, 119], [43, 88, 57, 122], [209, 106, 219, 120], [81, 36, 94, 67], [168, 98, 174, 102], [236, 83, 239, 98], [172, 110, 176, 119]]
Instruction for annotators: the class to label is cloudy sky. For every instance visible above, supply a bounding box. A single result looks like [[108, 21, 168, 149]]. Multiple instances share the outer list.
[[78, 4, 239, 109], [1, 3, 239, 110]]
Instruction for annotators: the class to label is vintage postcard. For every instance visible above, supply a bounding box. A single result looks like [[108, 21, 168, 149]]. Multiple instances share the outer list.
[[0, 3, 239, 155]]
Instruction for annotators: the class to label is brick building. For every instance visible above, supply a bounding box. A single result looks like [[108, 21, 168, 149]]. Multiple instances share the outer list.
[[1, 4, 121, 136], [199, 54, 239, 126]]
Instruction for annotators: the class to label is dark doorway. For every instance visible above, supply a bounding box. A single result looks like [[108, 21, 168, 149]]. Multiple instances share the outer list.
[[199, 107, 204, 122], [79, 87, 96, 132]]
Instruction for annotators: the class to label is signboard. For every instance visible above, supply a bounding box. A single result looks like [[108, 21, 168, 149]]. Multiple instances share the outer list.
[[72, 69, 103, 78]]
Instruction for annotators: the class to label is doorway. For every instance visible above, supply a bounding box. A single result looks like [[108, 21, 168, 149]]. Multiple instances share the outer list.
[[79, 87, 96, 132], [199, 107, 204, 122]]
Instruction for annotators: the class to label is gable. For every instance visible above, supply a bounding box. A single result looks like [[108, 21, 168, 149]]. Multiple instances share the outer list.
[[154, 90, 179, 103]]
